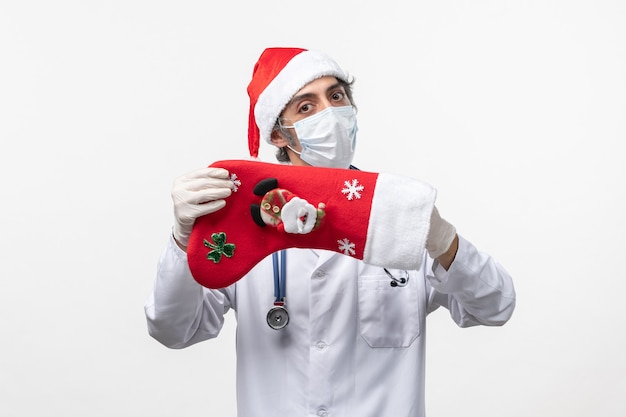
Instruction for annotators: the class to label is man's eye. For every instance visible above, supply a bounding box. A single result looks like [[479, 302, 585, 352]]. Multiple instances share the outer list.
[[298, 103, 311, 113], [331, 91, 345, 101]]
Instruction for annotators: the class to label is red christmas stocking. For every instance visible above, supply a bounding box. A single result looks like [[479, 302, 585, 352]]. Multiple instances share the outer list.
[[187, 160, 436, 289]]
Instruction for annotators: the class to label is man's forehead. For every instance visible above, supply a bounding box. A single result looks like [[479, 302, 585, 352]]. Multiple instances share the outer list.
[[295, 76, 341, 95], [285, 76, 343, 107]]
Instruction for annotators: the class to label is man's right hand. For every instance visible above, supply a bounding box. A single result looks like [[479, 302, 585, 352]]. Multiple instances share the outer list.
[[171, 167, 234, 250]]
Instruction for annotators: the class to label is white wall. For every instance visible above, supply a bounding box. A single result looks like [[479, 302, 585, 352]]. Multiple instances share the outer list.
[[1, 1, 624, 416]]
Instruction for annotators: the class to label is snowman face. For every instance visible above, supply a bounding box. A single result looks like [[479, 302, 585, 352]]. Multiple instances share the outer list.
[[259, 188, 292, 226]]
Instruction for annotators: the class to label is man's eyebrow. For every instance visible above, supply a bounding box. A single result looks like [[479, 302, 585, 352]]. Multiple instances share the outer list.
[[286, 92, 316, 107], [285, 82, 344, 108]]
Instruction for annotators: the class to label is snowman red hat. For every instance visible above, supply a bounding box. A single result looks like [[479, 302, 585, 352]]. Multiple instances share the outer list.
[[247, 47, 349, 158]]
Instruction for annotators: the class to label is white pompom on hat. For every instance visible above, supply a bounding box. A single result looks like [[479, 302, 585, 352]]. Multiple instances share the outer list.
[[246, 47, 349, 158]]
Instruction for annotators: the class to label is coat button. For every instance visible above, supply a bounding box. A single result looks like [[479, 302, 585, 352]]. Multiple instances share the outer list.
[[314, 270, 326, 279], [317, 408, 329, 417], [315, 341, 328, 350]]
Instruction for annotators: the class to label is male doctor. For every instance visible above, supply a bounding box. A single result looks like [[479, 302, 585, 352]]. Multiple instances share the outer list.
[[145, 47, 516, 417]]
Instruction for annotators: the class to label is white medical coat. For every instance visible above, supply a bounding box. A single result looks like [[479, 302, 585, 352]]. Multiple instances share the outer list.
[[145, 234, 515, 417]]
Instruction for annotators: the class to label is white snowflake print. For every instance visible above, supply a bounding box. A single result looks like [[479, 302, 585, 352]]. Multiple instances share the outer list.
[[230, 173, 242, 192], [341, 179, 364, 200], [337, 238, 356, 256]]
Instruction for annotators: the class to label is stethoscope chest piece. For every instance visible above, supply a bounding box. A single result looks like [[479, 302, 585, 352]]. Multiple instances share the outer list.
[[267, 306, 289, 330], [268, 250, 289, 330]]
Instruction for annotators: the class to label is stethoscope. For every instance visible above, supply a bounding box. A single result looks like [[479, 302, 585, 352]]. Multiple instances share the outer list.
[[384, 268, 409, 287], [266, 250, 289, 330], [266, 250, 410, 330]]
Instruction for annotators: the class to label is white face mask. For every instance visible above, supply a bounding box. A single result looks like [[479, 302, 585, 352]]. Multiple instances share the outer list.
[[283, 105, 358, 168]]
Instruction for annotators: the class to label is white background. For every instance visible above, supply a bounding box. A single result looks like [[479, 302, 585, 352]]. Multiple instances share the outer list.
[[1, 1, 624, 416]]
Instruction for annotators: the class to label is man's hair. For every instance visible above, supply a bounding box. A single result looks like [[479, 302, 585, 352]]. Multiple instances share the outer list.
[[273, 77, 356, 162]]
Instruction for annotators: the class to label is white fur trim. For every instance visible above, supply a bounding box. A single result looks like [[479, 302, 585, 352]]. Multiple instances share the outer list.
[[363, 174, 437, 270], [255, 50, 347, 145]]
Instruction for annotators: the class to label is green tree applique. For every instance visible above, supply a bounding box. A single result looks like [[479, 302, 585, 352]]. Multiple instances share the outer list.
[[204, 232, 235, 263]]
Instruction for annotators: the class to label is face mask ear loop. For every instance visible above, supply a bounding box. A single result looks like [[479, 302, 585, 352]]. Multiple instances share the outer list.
[[276, 120, 299, 149], [278, 118, 295, 130]]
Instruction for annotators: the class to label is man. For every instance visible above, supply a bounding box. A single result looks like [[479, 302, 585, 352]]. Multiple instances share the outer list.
[[145, 47, 516, 417]]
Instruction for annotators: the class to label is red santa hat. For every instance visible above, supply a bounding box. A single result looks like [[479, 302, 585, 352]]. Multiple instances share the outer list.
[[246, 47, 349, 158]]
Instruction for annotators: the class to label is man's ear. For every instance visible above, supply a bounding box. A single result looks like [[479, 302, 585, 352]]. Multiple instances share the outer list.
[[270, 129, 289, 147]]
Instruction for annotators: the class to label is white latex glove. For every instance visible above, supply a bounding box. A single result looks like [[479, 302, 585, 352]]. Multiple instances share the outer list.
[[171, 167, 234, 248], [425, 206, 457, 259]]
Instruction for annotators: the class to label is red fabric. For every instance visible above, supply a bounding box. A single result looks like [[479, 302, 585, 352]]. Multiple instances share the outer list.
[[187, 160, 379, 289], [247, 102, 259, 159], [246, 47, 306, 158]]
